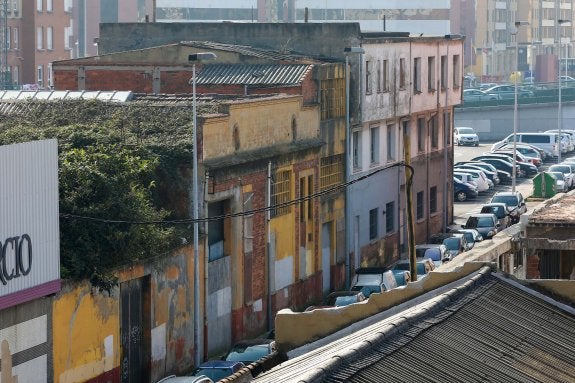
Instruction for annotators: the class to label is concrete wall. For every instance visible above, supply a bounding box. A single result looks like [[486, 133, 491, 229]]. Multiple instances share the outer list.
[[454, 100, 575, 142]]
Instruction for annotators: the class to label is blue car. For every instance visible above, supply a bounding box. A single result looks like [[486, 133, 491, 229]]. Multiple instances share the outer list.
[[454, 177, 478, 202], [190, 360, 245, 381]]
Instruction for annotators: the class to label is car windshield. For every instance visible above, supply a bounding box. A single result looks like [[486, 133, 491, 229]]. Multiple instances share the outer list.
[[225, 344, 270, 363], [467, 216, 495, 228], [549, 165, 570, 174], [461, 232, 474, 243], [491, 195, 519, 207], [549, 172, 564, 180], [351, 285, 381, 295], [442, 238, 461, 250], [416, 247, 441, 261], [481, 205, 505, 218], [194, 367, 234, 381], [458, 128, 475, 134], [334, 295, 360, 306]]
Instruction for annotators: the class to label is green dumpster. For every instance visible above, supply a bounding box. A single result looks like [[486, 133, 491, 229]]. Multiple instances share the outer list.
[[532, 172, 556, 198]]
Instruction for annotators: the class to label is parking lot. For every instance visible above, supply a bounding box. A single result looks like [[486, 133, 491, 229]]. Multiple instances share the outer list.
[[452, 142, 542, 227]]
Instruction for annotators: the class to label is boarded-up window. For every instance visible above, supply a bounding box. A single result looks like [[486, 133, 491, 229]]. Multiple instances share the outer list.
[[320, 154, 344, 190], [320, 78, 345, 120], [271, 170, 291, 217]]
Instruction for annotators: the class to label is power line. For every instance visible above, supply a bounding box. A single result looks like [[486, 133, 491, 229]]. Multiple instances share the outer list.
[[60, 162, 414, 226]]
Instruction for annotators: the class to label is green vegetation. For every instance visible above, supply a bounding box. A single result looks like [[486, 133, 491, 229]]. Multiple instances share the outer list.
[[0, 99, 204, 291]]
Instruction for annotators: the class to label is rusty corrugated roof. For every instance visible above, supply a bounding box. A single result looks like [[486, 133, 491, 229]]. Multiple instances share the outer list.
[[252, 267, 575, 382]]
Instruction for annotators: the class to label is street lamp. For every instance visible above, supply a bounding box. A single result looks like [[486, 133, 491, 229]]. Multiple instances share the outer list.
[[512, 21, 529, 193], [188, 51, 216, 366], [343, 46, 364, 288], [557, 19, 571, 163]]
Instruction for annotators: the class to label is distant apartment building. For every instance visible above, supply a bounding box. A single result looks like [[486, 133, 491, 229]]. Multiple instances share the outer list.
[[472, 0, 575, 82], [0, 0, 154, 90], [155, 0, 453, 35]]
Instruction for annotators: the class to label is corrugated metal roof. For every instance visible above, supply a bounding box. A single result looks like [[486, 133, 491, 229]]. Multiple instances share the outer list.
[[180, 41, 319, 62], [197, 64, 313, 86], [253, 268, 575, 383]]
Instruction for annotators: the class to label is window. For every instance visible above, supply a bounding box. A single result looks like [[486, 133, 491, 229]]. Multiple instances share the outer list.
[[417, 117, 425, 152], [441, 55, 447, 89], [399, 58, 406, 89], [13, 27, 18, 49], [428, 56, 436, 91], [64, 26, 71, 50], [64, 0, 72, 12], [385, 201, 394, 233], [369, 208, 378, 240], [382, 60, 389, 91], [430, 186, 437, 214], [47, 0, 53, 12], [453, 54, 461, 88], [320, 78, 345, 120], [413, 57, 421, 92], [445, 111, 451, 145], [37, 65, 44, 87], [271, 170, 291, 217], [365, 60, 372, 94], [37, 0, 42, 12], [47, 63, 53, 88], [431, 115, 438, 149], [12, 66, 18, 84], [387, 124, 396, 161], [416, 191, 424, 220], [370, 126, 380, 164], [376, 60, 382, 93], [353, 130, 361, 169], [11, 0, 18, 15], [37, 27, 43, 50], [320, 154, 344, 190], [47, 26, 53, 50], [6, 28, 9, 50]]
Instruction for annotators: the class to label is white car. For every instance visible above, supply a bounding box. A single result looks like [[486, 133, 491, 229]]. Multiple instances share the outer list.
[[454, 171, 488, 192], [455, 167, 493, 190], [547, 164, 575, 189], [454, 127, 479, 147]]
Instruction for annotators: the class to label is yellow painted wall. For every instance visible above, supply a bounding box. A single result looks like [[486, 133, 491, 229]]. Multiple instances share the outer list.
[[202, 95, 319, 160], [53, 281, 120, 383]]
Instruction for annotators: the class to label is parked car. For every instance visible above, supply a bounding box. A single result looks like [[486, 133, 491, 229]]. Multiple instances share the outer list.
[[454, 171, 487, 192], [461, 213, 500, 239], [190, 360, 246, 382], [546, 130, 575, 152], [547, 164, 575, 189], [391, 269, 411, 286], [429, 233, 470, 257], [492, 148, 541, 168], [489, 191, 527, 224], [450, 228, 483, 248], [455, 167, 493, 190], [480, 202, 511, 228], [456, 161, 511, 184], [492, 132, 560, 159], [462, 89, 500, 103], [455, 164, 500, 185], [483, 84, 534, 99], [547, 171, 568, 193], [350, 267, 398, 297], [391, 258, 435, 281], [471, 155, 522, 179], [453, 177, 479, 202], [481, 152, 538, 177], [454, 127, 480, 146], [158, 375, 214, 383], [305, 290, 367, 311], [415, 244, 451, 268], [498, 144, 544, 165], [223, 339, 276, 366]]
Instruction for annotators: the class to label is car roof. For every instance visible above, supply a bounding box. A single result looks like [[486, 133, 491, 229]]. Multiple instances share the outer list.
[[468, 213, 497, 218], [493, 191, 521, 197], [231, 338, 275, 347], [482, 202, 507, 207], [198, 360, 245, 369]]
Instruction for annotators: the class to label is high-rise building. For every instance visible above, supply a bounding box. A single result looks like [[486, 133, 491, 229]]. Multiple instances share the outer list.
[[155, 0, 453, 35]]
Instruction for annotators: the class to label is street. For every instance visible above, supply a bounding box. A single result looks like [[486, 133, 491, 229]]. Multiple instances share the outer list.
[[452, 142, 540, 227]]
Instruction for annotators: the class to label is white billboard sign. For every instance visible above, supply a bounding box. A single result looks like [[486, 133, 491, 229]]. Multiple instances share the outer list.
[[0, 139, 61, 309]]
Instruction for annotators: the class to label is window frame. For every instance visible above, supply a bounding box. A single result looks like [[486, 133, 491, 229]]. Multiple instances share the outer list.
[[365, 60, 372, 94], [37, 26, 44, 50], [387, 124, 396, 162], [370, 126, 380, 164], [428, 56, 436, 91], [385, 201, 395, 233], [417, 117, 426, 153], [369, 208, 378, 240], [416, 191, 424, 220], [413, 57, 421, 93], [430, 186, 438, 214]]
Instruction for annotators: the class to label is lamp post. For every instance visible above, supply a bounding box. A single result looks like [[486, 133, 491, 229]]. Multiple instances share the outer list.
[[512, 21, 529, 193], [557, 19, 571, 164], [343, 46, 364, 288], [188, 52, 216, 366]]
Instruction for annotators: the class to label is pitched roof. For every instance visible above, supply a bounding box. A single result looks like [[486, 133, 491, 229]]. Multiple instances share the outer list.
[[197, 64, 313, 86], [253, 267, 575, 382]]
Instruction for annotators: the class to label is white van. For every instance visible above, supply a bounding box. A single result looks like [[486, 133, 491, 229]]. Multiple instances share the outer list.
[[493, 132, 560, 158], [350, 267, 398, 297]]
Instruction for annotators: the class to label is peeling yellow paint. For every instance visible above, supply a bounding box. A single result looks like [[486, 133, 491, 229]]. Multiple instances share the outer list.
[[52, 282, 119, 383]]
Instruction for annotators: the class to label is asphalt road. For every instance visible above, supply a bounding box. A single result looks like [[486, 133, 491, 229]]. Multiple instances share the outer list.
[[452, 142, 540, 227]]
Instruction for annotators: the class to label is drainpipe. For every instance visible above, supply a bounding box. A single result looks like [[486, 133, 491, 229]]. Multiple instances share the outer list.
[[266, 161, 273, 330]]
